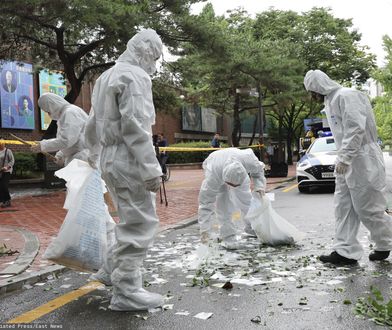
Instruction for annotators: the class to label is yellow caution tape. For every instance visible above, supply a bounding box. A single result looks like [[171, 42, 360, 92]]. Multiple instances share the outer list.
[[0, 139, 264, 151], [0, 139, 36, 145], [159, 144, 264, 152]]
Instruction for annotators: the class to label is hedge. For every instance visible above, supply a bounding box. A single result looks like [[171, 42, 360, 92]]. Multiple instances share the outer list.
[[11, 152, 39, 178], [165, 141, 260, 164]]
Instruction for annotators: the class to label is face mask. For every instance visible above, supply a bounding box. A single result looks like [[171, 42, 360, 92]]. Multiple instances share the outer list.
[[140, 58, 157, 76]]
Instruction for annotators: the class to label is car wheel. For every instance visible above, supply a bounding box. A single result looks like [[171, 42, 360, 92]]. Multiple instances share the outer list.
[[298, 185, 308, 193]]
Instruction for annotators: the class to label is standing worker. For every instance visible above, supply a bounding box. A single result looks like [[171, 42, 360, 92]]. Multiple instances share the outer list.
[[304, 69, 392, 264], [198, 148, 266, 249], [85, 29, 164, 311], [0, 140, 14, 208], [31, 93, 88, 166]]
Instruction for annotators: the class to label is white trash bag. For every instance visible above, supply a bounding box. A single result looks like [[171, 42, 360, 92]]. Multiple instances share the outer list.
[[245, 193, 304, 246], [43, 161, 114, 272]]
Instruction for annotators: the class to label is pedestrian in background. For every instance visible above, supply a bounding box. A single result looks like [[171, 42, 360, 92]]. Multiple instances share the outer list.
[[0, 140, 15, 208], [157, 133, 168, 174], [304, 69, 392, 265], [211, 133, 221, 148]]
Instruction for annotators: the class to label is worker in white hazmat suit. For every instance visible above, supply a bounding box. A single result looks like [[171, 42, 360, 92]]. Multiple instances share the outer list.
[[31, 93, 88, 166], [84, 29, 163, 311], [198, 148, 266, 249], [304, 69, 392, 265]]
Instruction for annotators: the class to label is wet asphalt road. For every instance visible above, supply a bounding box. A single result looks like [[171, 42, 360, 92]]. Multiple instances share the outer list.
[[1, 183, 391, 330]]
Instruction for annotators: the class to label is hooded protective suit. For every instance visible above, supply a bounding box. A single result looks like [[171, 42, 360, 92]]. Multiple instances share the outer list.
[[37, 93, 88, 165], [198, 148, 266, 244], [84, 29, 163, 311], [304, 69, 392, 260]]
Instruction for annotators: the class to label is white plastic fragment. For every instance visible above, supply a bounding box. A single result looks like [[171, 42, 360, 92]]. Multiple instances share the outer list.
[[194, 312, 213, 320], [176, 311, 190, 316]]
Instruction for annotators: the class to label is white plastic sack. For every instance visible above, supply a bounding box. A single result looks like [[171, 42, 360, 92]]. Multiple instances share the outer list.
[[55, 159, 107, 210], [43, 166, 115, 272], [245, 193, 303, 246]]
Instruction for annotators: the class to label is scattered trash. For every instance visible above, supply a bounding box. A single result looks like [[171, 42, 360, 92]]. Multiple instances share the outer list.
[[163, 304, 174, 310], [251, 316, 262, 323], [299, 297, 308, 305], [194, 312, 213, 320], [222, 281, 233, 290], [175, 311, 190, 316]]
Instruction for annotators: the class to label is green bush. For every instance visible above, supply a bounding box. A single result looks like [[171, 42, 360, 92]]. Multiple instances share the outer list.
[[12, 152, 39, 178]]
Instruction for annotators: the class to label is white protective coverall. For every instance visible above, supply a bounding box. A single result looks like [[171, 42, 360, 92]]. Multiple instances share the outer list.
[[198, 148, 266, 243], [304, 69, 392, 260], [37, 93, 88, 166], [84, 29, 163, 311]]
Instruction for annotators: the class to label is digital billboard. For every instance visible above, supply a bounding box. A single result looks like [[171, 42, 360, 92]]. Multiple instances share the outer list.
[[182, 104, 202, 131], [0, 61, 35, 129], [201, 107, 217, 133], [39, 70, 67, 130]]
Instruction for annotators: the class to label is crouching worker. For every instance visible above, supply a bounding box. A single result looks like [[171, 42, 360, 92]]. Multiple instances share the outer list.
[[198, 148, 266, 249], [31, 93, 88, 166]]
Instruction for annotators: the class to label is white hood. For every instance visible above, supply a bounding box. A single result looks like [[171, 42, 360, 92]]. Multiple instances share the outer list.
[[38, 93, 69, 120], [304, 70, 341, 96], [117, 28, 163, 75]]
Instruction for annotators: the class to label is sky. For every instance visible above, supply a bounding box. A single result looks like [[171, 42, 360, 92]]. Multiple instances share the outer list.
[[191, 0, 392, 67]]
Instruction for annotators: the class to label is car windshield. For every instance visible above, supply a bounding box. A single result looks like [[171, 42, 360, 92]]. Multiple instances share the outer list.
[[308, 138, 336, 153]]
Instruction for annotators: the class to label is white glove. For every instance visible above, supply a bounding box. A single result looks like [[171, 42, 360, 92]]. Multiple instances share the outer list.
[[335, 162, 349, 175], [30, 142, 41, 153], [144, 177, 161, 192], [200, 231, 210, 244], [54, 155, 64, 166]]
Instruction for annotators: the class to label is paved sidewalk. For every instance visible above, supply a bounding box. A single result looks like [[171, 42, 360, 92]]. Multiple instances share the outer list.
[[0, 165, 296, 293]]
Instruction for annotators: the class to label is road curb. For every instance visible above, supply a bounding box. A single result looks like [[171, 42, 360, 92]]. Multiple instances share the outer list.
[[0, 265, 67, 297]]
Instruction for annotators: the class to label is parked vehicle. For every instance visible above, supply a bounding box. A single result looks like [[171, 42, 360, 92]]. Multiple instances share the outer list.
[[296, 137, 336, 193]]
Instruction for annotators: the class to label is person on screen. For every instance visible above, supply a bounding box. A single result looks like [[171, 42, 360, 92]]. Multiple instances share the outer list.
[[20, 97, 33, 117], [3, 70, 17, 93]]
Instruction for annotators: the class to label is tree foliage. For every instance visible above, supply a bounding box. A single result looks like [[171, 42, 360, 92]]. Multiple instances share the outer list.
[[373, 36, 392, 145], [0, 0, 208, 135], [170, 6, 375, 158]]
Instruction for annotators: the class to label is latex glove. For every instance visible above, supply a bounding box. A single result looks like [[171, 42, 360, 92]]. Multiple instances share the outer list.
[[254, 189, 265, 197], [87, 154, 98, 169], [144, 177, 161, 192], [335, 161, 349, 175], [54, 155, 64, 167], [30, 142, 41, 153], [200, 231, 210, 244]]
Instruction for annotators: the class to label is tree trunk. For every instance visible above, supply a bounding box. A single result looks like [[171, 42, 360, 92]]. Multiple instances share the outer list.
[[278, 113, 284, 163], [231, 92, 241, 147], [249, 113, 258, 146], [286, 131, 293, 165]]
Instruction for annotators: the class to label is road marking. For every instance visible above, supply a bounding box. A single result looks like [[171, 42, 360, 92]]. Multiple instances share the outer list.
[[7, 281, 103, 324], [282, 183, 298, 192]]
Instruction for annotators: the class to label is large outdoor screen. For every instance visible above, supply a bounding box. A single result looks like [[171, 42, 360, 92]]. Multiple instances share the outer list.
[[0, 61, 35, 129], [39, 70, 67, 130]]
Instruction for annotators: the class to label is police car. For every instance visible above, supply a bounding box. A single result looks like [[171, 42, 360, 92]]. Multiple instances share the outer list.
[[296, 136, 337, 193]]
